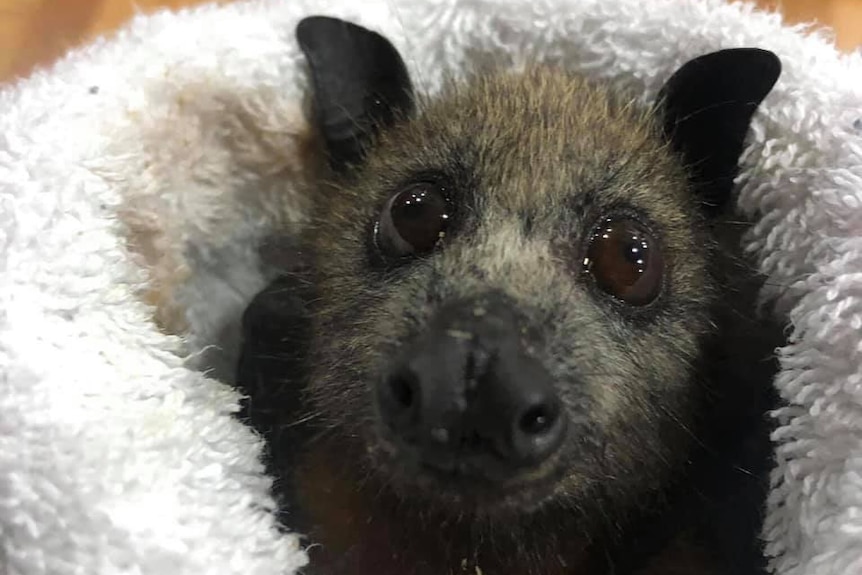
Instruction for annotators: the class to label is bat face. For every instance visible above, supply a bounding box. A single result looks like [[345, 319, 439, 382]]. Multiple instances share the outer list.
[[305, 69, 714, 519], [236, 16, 782, 574]]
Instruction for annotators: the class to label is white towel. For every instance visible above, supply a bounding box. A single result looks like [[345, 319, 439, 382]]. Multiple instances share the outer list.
[[1, 1, 860, 574]]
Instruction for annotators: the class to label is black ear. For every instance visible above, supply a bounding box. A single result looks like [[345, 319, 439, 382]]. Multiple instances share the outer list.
[[657, 48, 781, 211], [296, 16, 415, 171]]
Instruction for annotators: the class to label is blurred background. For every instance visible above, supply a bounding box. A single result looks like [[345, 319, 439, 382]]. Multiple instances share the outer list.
[[0, 0, 860, 83]]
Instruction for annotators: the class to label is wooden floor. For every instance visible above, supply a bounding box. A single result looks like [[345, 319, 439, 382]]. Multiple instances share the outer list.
[[0, 0, 860, 83], [0, 0, 215, 82]]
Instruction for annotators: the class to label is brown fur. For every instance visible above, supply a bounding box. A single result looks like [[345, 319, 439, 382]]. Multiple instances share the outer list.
[[241, 66, 780, 574], [307, 67, 712, 512], [105, 81, 315, 334]]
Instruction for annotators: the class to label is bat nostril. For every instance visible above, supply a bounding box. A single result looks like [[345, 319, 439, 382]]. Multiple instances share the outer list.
[[378, 367, 423, 436], [389, 371, 417, 410], [519, 403, 557, 436]]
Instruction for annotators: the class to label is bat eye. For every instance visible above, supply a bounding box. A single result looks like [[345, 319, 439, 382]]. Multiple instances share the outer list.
[[583, 217, 664, 306], [377, 182, 450, 258]]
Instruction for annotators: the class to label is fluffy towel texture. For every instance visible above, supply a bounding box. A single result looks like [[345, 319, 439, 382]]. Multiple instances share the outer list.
[[1, 0, 860, 573]]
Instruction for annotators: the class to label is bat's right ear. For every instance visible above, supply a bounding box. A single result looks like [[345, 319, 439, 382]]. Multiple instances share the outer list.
[[296, 16, 416, 172]]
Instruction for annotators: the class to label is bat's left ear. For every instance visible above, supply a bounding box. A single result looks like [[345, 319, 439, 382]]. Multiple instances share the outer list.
[[657, 48, 781, 211]]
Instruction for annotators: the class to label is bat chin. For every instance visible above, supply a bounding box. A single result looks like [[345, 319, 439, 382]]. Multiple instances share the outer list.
[[289, 433, 602, 575], [364, 440, 569, 521]]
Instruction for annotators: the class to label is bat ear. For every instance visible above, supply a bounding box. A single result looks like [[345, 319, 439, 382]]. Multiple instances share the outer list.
[[656, 48, 781, 212], [296, 16, 416, 172]]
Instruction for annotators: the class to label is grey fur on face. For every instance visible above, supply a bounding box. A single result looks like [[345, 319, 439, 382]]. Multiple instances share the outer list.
[[306, 69, 715, 516]]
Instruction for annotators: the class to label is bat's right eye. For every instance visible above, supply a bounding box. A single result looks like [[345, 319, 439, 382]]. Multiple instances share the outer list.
[[375, 181, 451, 259]]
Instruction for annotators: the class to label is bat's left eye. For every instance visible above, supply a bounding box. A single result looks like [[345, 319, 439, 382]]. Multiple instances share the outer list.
[[583, 217, 664, 306], [376, 182, 451, 258]]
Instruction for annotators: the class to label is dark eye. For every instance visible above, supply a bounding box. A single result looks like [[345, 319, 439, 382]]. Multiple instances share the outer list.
[[583, 217, 664, 306], [376, 182, 451, 258]]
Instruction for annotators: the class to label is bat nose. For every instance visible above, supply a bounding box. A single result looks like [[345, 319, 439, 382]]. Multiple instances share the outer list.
[[376, 294, 567, 477]]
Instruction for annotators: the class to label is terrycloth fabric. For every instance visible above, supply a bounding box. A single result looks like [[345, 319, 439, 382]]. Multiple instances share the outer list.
[[1, 0, 860, 574]]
